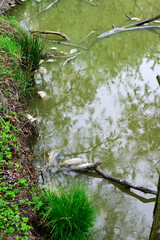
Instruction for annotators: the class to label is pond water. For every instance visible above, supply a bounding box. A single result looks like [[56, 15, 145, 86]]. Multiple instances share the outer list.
[[10, 0, 160, 239]]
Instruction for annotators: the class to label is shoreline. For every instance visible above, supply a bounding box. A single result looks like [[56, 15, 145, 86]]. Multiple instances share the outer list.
[[0, 13, 44, 239]]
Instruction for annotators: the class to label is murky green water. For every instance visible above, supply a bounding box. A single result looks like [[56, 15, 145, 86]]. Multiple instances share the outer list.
[[10, 0, 160, 239]]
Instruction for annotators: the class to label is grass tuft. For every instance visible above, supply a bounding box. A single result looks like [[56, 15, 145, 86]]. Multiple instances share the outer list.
[[15, 30, 46, 71], [38, 183, 96, 240]]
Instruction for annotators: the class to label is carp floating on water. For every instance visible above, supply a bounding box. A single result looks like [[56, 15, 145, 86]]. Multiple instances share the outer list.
[[59, 158, 87, 167], [39, 67, 47, 74], [47, 149, 62, 168], [69, 49, 78, 55], [25, 113, 37, 122], [50, 47, 57, 50], [37, 91, 47, 100], [46, 59, 56, 63], [76, 163, 93, 168]]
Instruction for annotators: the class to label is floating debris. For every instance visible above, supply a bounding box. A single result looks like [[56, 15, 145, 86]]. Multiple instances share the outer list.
[[59, 158, 87, 167], [69, 49, 78, 54], [25, 113, 37, 122], [39, 67, 47, 74], [37, 91, 47, 99]]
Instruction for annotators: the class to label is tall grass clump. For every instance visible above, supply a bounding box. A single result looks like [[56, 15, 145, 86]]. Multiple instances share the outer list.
[[0, 16, 46, 93], [0, 16, 46, 71], [38, 183, 96, 240], [15, 30, 46, 71]]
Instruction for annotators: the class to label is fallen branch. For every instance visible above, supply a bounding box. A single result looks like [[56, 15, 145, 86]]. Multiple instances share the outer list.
[[97, 25, 160, 39], [31, 30, 70, 41], [97, 14, 160, 39], [132, 14, 160, 27], [61, 161, 157, 195]]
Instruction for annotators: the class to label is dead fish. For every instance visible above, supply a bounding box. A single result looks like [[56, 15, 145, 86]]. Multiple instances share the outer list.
[[50, 47, 58, 50], [25, 113, 37, 122], [69, 49, 77, 55], [76, 163, 93, 168], [39, 67, 47, 74], [46, 149, 62, 168], [59, 158, 87, 167], [46, 59, 56, 63], [37, 91, 47, 99], [48, 149, 61, 163]]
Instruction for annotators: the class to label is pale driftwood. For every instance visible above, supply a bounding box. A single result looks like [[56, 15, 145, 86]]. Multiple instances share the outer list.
[[80, 30, 95, 44], [31, 30, 70, 41], [97, 14, 160, 39], [97, 25, 160, 39], [62, 161, 157, 195]]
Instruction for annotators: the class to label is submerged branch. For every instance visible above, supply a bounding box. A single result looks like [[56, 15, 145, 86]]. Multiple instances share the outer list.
[[31, 30, 70, 41], [61, 162, 157, 195], [80, 30, 95, 44]]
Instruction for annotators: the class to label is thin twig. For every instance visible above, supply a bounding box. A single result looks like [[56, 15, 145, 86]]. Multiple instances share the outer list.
[[39, 134, 51, 189], [80, 30, 95, 44]]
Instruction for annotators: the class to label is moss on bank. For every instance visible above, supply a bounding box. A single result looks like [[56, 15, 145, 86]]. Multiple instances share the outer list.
[[0, 16, 45, 239]]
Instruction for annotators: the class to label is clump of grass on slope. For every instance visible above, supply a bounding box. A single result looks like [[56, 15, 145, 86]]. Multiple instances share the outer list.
[[0, 16, 46, 94], [14, 29, 46, 71], [0, 15, 46, 72], [38, 183, 96, 240]]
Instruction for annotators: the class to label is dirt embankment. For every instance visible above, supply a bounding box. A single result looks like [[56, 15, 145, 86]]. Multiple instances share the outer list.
[[0, 4, 43, 240]]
